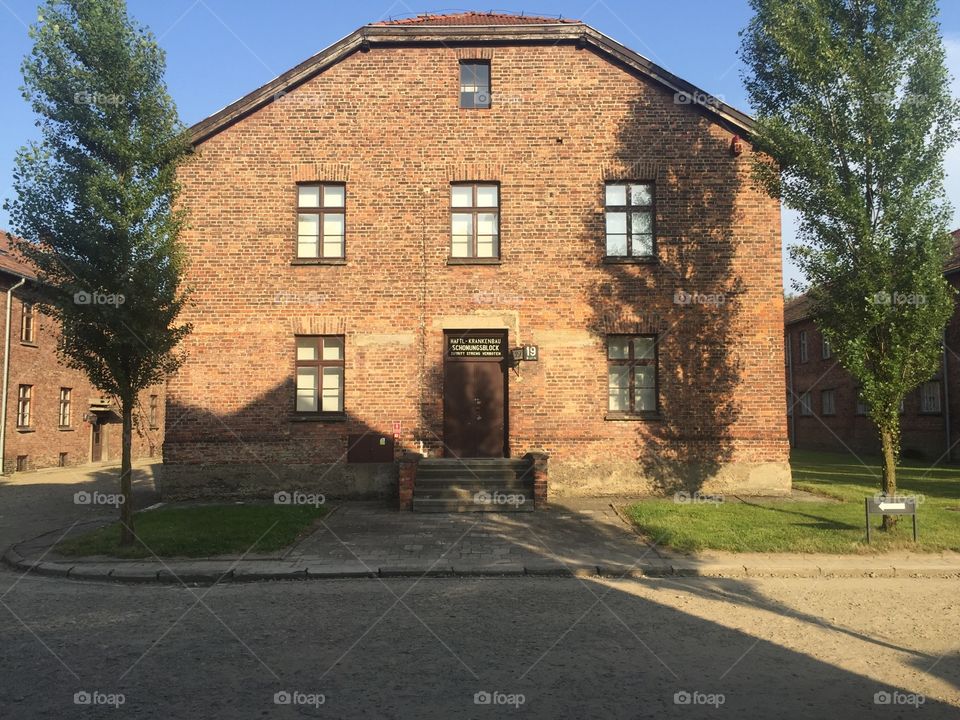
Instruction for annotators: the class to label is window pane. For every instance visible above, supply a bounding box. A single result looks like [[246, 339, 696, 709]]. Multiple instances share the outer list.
[[323, 185, 345, 207], [323, 213, 344, 237], [323, 237, 344, 258], [607, 337, 629, 359], [635, 388, 656, 412], [298, 185, 320, 208], [476, 213, 497, 236], [296, 368, 318, 412], [460, 92, 476, 109], [606, 235, 627, 256], [630, 183, 653, 206], [459, 64, 476, 90], [452, 238, 470, 258], [298, 213, 319, 236], [634, 337, 655, 360], [632, 234, 654, 257], [606, 212, 626, 234], [477, 237, 497, 258], [322, 336, 343, 361], [298, 213, 319, 258], [631, 211, 652, 234], [451, 186, 473, 208], [322, 367, 342, 412], [473, 63, 490, 85], [608, 368, 630, 411], [296, 337, 318, 360], [635, 364, 655, 388], [476, 186, 498, 207], [605, 184, 626, 206]]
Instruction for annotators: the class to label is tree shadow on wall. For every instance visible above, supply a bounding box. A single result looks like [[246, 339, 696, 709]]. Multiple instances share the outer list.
[[586, 82, 753, 495]]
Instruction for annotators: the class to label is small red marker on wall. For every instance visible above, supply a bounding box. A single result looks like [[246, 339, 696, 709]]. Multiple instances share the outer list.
[[731, 135, 743, 156]]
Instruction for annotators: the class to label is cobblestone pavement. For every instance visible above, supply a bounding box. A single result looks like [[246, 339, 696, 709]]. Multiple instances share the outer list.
[[286, 499, 659, 573]]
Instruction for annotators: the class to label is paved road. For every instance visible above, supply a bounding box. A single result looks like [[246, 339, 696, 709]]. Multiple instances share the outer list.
[[1, 466, 958, 719]]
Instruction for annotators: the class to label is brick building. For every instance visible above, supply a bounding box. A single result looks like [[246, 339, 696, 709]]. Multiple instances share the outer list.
[[163, 12, 791, 505], [0, 233, 163, 473], [784, 229, 960, 460]]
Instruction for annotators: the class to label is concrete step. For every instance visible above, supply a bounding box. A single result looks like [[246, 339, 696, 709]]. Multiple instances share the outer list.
[[414, 485, 532, 502], [411, 497, 535, 512], [419, 458, 530, 470]]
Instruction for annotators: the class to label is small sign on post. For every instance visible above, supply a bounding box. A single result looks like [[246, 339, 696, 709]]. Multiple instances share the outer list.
[[865, 495, 918, 543]]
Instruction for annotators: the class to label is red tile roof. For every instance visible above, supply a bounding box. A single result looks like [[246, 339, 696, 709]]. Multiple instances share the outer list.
[[0, 232, 37, 280], [372, 11, 579, 26]]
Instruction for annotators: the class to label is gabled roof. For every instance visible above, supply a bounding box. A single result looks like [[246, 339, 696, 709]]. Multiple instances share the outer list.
[[786, 228, 960, 325], [0, 232, 37, 281], [373, 11, 578, 26], [189, 14, 755, 145]]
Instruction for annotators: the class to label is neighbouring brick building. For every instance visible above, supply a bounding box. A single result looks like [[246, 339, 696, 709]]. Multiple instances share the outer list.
[[784, 229, 960, 460], [163, 12, 791, 503], [0, 233, 164, 473]]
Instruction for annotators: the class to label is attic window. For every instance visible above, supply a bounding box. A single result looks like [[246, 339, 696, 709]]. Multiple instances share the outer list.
[[460, 61, 490, 109]]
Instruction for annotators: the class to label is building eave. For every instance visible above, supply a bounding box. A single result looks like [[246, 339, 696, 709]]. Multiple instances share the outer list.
[[188, 23, 756, 146]]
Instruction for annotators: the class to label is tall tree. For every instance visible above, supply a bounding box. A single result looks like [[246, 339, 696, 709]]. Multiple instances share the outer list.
[[6, 0, 191, 544], [742, 0, 959, 529]]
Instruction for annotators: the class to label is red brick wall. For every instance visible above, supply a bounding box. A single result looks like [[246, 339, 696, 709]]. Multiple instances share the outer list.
[[0, 282, 164, 473], [785, 312, 951, 460], [166, 41, 789, 496]]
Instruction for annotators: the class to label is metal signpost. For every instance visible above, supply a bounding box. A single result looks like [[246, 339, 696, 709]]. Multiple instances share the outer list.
[[865, 496, 918, 543]]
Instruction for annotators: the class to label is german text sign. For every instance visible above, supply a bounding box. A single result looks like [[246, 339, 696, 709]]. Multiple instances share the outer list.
[[447, 335, 504, 359]]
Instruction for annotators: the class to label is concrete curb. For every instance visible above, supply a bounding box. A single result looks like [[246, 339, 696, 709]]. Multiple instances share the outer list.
[[5, 544, 960, 585]]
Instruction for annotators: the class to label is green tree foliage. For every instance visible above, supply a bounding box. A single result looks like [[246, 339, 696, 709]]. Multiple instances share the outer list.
[[742, 0, 959, 528], [6, 0, 192, 544]]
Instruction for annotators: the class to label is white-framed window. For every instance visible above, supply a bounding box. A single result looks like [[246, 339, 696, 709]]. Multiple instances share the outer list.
[[607, 335, 658, 414], [856, 388, 868, 416], [604, 182, 655, 258], [295, 336, 344, 414], [821, 335, 831, 359], [821, 389, 836, 416], [799, 391, 812, 416], [921, 381, 942, 414], [17, 385, 32, 428], [798, 330, 808, 363], [451, 184, 499, 258], [296, 183, 345, 259], [59, 387, 71, 427]]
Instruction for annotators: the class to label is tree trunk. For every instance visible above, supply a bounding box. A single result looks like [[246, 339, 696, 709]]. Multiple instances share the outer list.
[[880, 426, 898, 531], [119, 397, 135, 546]]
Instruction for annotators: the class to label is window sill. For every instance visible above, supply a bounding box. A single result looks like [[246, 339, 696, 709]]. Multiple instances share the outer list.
[[19, 342, 38, 348], [289, 414, 347, 423], [291, 258, 347, 266], [603, 256, 657, 265], [58, 426, 74, 432], [604, 412, 661, 422], [15, 427, 35, 433], [447, 257, 502, 266], [918, 412, 943, 417]]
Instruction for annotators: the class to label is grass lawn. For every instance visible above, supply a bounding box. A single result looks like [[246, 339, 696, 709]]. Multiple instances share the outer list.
[[56, 503, 329, 559], [623, 450, 960, 554]]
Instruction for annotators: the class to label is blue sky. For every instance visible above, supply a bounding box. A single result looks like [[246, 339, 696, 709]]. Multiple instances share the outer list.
[[1, 0, 958, 290]]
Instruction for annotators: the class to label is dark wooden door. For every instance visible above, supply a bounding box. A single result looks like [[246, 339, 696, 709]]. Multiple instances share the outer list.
[[91, 423, 102, 462], [443, 331, 507, 458]]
